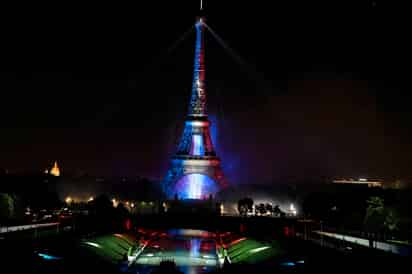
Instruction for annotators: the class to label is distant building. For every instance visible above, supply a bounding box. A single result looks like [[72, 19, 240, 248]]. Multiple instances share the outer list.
[[49, 161, 61, 177], [383, 179, 410, 190], [332, 178, 382, 188]]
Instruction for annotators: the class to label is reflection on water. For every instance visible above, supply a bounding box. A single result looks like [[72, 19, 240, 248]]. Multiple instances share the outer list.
[[190, 238, 201, 258], [132, 229, 218, 274]]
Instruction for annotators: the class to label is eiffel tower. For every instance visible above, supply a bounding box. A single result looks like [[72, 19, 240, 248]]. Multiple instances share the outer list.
[[162, 15, 227, 199]]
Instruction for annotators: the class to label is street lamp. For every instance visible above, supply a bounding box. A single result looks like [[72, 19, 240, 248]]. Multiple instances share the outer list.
[[65, 197, 72, 204]]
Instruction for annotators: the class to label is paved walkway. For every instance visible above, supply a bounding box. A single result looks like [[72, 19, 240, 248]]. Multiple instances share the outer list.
[[314, 230, 411, 256], [0, 222, 59, 234]]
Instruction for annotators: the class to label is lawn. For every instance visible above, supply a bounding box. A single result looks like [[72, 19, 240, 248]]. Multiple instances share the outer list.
[[80, 233, 137, 264], [227, 237, 284, 264]]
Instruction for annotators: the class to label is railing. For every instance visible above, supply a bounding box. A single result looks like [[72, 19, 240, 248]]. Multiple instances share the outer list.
[[313, 230, 411, 256]]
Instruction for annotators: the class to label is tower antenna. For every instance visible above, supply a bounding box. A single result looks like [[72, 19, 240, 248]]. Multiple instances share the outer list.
[[200, 0, 203, 10]]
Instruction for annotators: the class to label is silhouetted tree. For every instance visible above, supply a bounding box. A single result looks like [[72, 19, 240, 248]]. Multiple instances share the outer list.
[[0, 193, 14, 221], [265, 203, 273, 215], [255, 203, 266, 215], [273, 205, 282, 217], [237, 198, 253, 216], [115, 202, 130, 231], [364, 196, 385, 233], [88, 194, 115, 232], [364, 196, 400, 236], [384, 207, 400, 233]]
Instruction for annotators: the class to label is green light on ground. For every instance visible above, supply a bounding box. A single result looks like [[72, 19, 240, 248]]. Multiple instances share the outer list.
[[80, 234, 138, 264], [227, 239, 283, 264], [249, 246, 270, 254], [84, 241, 101, 248]]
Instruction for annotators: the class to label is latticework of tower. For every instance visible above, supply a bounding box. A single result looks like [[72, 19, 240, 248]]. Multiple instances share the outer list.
[[162, 17, 227, 199]]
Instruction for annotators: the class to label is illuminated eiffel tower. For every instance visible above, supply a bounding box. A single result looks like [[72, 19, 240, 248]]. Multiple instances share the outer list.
[[162, 15, 227, 199]]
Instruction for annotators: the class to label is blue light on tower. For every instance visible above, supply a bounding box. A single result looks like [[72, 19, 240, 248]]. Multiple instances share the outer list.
[[189, 174, 202, 198], [174, 173, 219, 199], [191, 134, 204, 156]]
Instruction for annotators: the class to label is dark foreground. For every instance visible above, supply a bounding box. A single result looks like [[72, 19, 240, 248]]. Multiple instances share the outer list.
[[1, 228, 409, 274]]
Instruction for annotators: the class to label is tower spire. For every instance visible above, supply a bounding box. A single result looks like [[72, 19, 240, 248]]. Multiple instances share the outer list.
[[188, 16, 207, 118]]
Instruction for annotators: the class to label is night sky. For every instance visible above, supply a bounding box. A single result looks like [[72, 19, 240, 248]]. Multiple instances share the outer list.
[[1, 1, 411, 183]]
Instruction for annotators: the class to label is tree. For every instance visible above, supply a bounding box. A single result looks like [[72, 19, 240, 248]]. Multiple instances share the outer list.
[[364, 196, 402, 241], [88, 194, 115, 232], [384, 207, 400, 232], [273, 205, 283, 217], [364, 196, 385, 233], [0, 193, 14, 220], [237, 198, 254, 216], [91, 195, 113, 214], [265, 203, 273, 215], [114, 202, 130, 232], [255, 203, 266, 216]]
